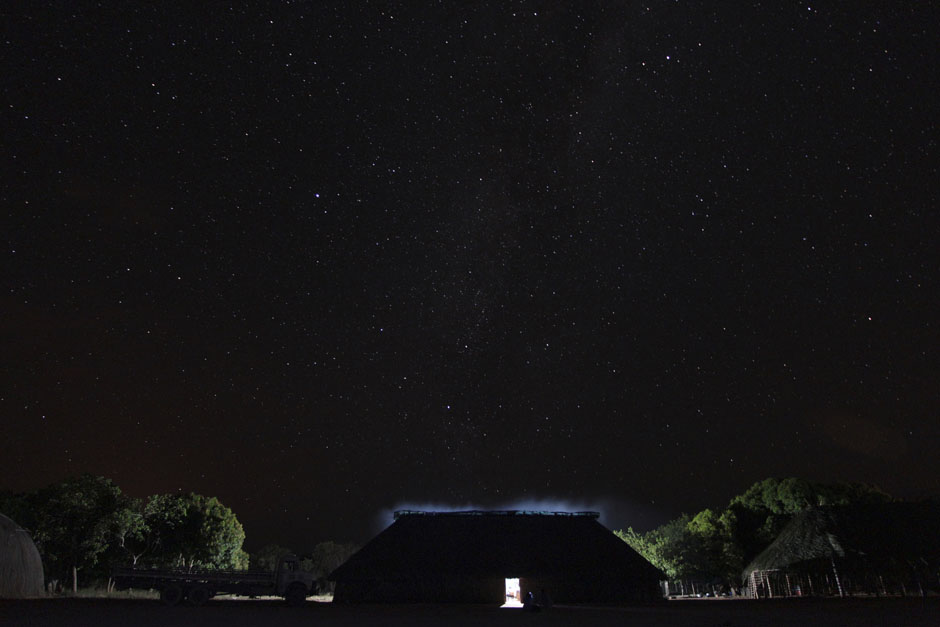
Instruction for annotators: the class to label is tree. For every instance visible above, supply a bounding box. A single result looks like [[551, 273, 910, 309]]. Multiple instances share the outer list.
[[815, 481, 892, 507], [618, 477, 895, 588], [302, 541, 359, 593], [145, 493, 248, 570], [181, 494, 248, 570], [0, 490, 38, 531], [251, 544, 293, 571], [142, 493, 189, 567], [686, 508, 743, 581], [110, 497, 151, 566], [31, 474, 125, 593], [616, 515, 696, 580], [727, 477, 893, 564]]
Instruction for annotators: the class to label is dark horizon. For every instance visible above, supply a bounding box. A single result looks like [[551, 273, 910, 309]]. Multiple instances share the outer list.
[[3, 3, 937, 554]]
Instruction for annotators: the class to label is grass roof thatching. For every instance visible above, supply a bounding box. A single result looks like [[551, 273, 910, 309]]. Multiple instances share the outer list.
[[0, 512, 44, 598], [743, 501, 940, 581], [330, 510, 662, 583]]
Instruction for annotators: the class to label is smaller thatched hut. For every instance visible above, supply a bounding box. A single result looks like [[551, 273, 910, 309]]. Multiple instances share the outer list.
[[743, 502, 940, 598], [1, 513, 44, 598]]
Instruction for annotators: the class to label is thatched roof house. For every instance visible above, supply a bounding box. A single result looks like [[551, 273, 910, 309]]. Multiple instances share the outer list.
[[0, 513, 44, 598], [743, 502, 940, 598], [329, 510, 663, 604]]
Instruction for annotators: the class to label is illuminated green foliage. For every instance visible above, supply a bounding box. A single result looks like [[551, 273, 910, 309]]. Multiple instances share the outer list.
[[7, 477, 251, 587], [617, 477, 892, 584], [145, 493, 248, 570], [30, 474, 126, 593]]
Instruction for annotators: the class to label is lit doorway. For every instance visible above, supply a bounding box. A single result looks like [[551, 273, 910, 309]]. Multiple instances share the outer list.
[[502, 578, 522, 607]]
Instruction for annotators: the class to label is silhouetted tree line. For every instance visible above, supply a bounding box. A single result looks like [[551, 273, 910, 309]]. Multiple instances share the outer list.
[[615, 477, 893, 591], [1, 474, 360, 596], [0, 474, 251, 593]]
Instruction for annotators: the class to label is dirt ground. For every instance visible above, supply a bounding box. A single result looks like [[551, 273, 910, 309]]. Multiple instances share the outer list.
[[1, 597, 937, 627]]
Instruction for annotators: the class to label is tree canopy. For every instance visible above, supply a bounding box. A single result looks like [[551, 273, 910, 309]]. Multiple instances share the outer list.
[[29, 474, 127, 593], [143, 492, 248, 571], [616, 477, 892, 586], [3, 476, 252, 590], [251, 544, 294, 571], [302, 540, 360, 593]]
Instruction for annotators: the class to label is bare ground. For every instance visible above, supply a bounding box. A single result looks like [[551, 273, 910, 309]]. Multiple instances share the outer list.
[[1, 597, 937, 627]]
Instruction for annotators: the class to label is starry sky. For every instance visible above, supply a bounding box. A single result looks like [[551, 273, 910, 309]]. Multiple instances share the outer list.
[[2, 2, 937, 552]]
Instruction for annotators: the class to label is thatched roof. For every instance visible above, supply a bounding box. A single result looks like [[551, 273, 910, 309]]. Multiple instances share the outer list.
[[330, 510, 662, 583], [0, 513, 44, 598], [743, 502, 940, 580]]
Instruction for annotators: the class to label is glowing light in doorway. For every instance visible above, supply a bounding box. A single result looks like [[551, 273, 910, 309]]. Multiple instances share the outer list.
[[502, 578, 522, 607]]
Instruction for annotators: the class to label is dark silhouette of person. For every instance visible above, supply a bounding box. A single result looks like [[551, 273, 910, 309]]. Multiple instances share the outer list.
[[523, 590, 540, 612]]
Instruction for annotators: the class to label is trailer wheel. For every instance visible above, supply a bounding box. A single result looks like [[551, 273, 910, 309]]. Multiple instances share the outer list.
[[187, 585, 211, 607], [161, 584, 183, 606], [285, 582, 307, 607]]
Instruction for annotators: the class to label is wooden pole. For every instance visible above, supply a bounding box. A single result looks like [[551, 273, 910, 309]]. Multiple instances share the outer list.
[[830, 558, 844, 598]]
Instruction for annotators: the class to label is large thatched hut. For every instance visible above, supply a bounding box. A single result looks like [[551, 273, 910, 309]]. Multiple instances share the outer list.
[[743, 502, 940, 598], [0, 513, 44, 598], [329, 510, 663, 604]]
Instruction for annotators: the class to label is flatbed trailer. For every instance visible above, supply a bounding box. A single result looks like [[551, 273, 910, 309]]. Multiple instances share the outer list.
[[113, 554, 316, 606]]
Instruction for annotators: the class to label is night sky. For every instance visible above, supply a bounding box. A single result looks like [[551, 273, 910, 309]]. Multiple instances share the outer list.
[[2, 3, 937, 552]]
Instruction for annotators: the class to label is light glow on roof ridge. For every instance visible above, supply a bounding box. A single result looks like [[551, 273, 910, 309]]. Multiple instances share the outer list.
[[393, 509, 600, 519]]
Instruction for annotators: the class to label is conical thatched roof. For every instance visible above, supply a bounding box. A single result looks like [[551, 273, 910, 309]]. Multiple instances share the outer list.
[[330, 510, 662, 603], [743, 501, 940, 581], [745, 508, 846, 574], [0, 512, 44, 598]]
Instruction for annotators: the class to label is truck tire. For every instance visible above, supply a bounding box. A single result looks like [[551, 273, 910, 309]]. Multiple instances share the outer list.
[[161, 584, 183, 606], [285, 582, 307, 607], [187, 585, 211, 607]]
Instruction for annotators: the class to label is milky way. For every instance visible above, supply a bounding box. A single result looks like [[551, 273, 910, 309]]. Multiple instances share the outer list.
[[2, 3, 937, 550]]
